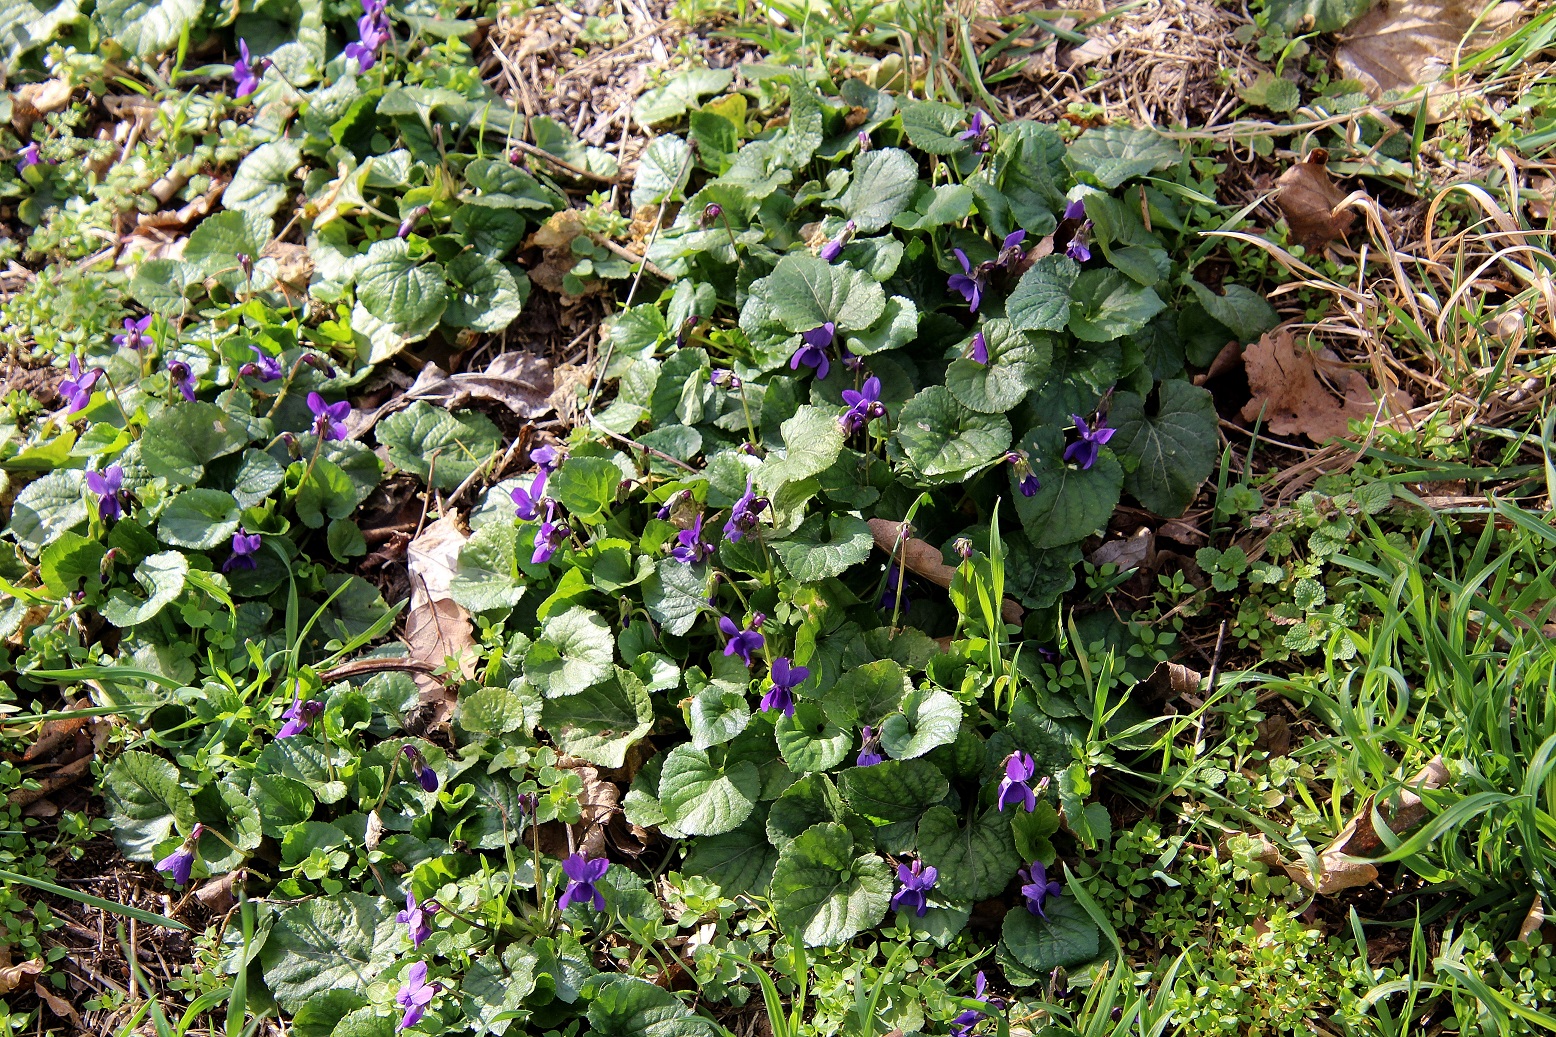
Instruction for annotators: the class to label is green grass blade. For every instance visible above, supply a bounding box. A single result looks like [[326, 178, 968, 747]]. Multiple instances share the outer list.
[[0, 870, 190, 930]]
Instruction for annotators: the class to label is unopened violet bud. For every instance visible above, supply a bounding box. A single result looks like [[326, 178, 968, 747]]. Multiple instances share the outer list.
[[954, 537, 973, 560], [702, 202, 723, 226], [281, 432, 299, 456], [236, 252, 253, 278], [397, 205, 430, 239], [858, 129, 871, 151]]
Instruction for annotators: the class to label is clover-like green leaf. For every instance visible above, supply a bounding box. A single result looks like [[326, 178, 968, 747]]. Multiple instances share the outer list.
[[156, 488, 240, 550], [838, 148, 919, 232], [772, 514, 873, 583], [1000, 895, 1102, 974], [776, 702, 852, 774], [260, 893, 401, 1012], [757, 404, 846, 493], [1067, 269, 1166, 343], [101, 551, 189, 627], [837, 758, 949, 823], [945, 321, 1053, 414], [689, 684, 751, 750], [631, 134, 694, 209], [1007, 255, 1080, 333], [378, 402, 501, 491], [444, 252, 525, 332], [659, 745, 760, 837], [224, 139, 303, 217], [1012, 426, 1124, 550], [525, 606, 614, 698], [102, 751, 197, 861], [896, 386, 1012, 479], [1109, 380, 1219, 517], [879, 687, 962, 761], [1065, 125, 1183, 189], [917, 804, 1020, 902], [542, 667, 654, 768], [770, 822, 893, 947], [97, 0, 201, 56], [355, 239, 448, 340], [141, 402, 252, 487], [1011, 799, 1061, 865]]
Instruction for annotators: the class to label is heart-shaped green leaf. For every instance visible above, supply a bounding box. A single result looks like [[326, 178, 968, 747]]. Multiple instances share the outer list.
[[879, 687, 962, 761], [659, 745, 760, 836], [916, 803, 1020, 902], [769, 822, 892, 947], [896, 386, 1012, 479], [1109, 379, 1219, 517], [541, 667, 653, 768]]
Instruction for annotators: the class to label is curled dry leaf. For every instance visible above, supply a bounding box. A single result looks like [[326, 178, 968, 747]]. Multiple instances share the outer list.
[[403, 516, 478, 730], [1138, 660, 1203, 700], [35, 983, 81, 1027], [381, 354, 555, 425], [537, 760, 620, 860], [195, 869, 245, 913], [1336, 0, 1525, 122], [1241, 329, 1405, 444], [0, 958, 43, 995], [1275, 150, 1356, 248], [866, 518, 1024, 624], [1287, 755, 1450, 894], [1087, 527, 1154, 572]]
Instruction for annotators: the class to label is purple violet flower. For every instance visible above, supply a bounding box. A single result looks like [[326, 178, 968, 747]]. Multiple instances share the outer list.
[[1020, 861, 1064, 918], [559, 852, 609, 911], [1066, 224, 1092, 263], [86, 465, 125, 521], [59, 355, 100, 414], [154, 824, 204, 886], [947, 249, 984, 312], [233, 39, 260, 97], [856, 725, 883, 767], [1006, 450, 1039, 497], [840, 376, 886, 435], [402, 745, 438, 792], [880, 562, 910, 613], [858, 130, 872, 151], [307, 391, 350, 441], [346, 0, 391, 70], [997, 229, 1027, 272], [724, 478, 768, 542], [718, 613, 765, 667], [791, 322, 835, 380], [532, 501, 567, 564], [15, 142, 40, 171], [760, 657, 808, 717], [997, 751, 1038, 813], [277, 694, 324, 738], [967, 331, 989, 366], [395, 961, 437, 1031], [241, 345, 282, 382], [114, 315, 153, 350], [710, 369, 742, 391], [950, 972, 1002, 1037], [670, 513, 715, 564], [531, 444, 562, 472], [222, 528, 262, 573], [819, 220, 855, 262], [958, 110, 991, 151], [1063, 198, 1088, 221], [891, 858, 938, 917], [510, 468, 548, 521], [167, 360, 196, 402], [1063, 413, 1116, 471], [397, 892, 437, 947]]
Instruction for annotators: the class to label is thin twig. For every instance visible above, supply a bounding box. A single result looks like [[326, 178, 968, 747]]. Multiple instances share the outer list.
[[510, 138, 621, 185]]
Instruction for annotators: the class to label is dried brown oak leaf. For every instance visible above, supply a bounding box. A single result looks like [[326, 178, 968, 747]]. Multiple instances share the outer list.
[[866, 518, 1023, 624], [1275, 150, 1356, 248], [1241, 329, 1395, 444], [1337, 0, 1524, 122], [1287, 755, 1450, 894], [403, 516, 478, 730]]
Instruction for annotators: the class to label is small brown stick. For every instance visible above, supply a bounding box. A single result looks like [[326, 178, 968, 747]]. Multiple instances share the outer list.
[[509, 138, 621, 185], [319, 658, 442, 683]]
